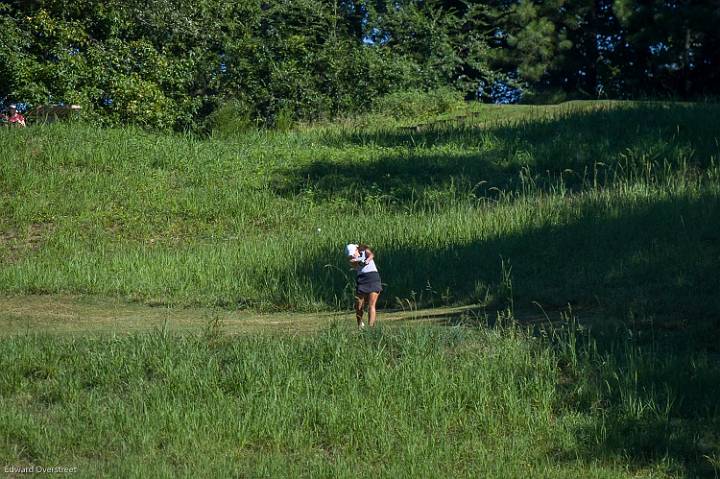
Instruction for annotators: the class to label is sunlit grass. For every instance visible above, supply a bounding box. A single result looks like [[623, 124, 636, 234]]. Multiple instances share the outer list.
[[0, 101, 718, 314], [1, 100, 719, 477], [1, 316, 717, 477]]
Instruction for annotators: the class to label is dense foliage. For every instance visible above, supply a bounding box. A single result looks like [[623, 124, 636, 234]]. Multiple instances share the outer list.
[[1, 1, 719, 129], [0, 0, 485, 129]]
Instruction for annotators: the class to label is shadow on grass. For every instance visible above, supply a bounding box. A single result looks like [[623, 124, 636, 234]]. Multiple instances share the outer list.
[[269, 104, 720, 474], [273, 103, 718, 206], [323, 102, 717, 154], [551, 321, 720, 477], [352, 295, 720, 476], [446, 311, 720, 476], [290, 190, 719, 324]]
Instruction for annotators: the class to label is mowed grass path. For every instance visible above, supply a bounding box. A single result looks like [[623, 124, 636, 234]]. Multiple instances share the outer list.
[[0, 294, 489, 336]]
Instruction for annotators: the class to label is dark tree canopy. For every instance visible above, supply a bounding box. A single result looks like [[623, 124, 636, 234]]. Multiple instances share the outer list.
[[1, 0, 718, 130]]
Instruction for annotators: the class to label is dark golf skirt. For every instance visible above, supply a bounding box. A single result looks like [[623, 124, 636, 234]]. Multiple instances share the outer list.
[[356, 271, 383, 295]]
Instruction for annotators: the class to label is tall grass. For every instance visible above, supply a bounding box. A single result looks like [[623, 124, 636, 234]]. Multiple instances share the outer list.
[[2, 101, 718, 478], [0, 101, 718, 316], [0, 316, 717, 477]]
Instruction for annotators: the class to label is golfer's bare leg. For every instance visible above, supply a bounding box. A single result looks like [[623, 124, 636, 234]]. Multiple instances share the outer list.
[[355, 295, 366, 327], [367, 292, 380, 327]]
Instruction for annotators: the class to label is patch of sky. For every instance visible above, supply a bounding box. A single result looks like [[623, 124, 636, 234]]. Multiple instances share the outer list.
[[1, 101, 30, 112], [649, 42, 669, 55], [596, 33, 619, 53], [477, 79, 522, 104], [363, 27, 390, 46]]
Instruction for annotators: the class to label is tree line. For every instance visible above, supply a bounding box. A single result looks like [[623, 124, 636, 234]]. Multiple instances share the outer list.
[[1, 0, 717, 130]]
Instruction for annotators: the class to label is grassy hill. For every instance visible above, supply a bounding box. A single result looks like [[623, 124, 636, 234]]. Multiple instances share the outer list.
[[1, 101, 720, 477], [1, 101, 718, 318]]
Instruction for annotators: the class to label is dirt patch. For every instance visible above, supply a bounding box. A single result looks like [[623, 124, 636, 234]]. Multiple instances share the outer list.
[[0, 222, 54, 263]]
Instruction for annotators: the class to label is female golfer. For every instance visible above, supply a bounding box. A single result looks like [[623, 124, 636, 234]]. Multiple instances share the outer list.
[[345, 243, 382, 329]]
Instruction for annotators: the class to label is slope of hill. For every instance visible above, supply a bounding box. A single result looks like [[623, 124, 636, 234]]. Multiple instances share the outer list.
[[1, 101, 718, 320]]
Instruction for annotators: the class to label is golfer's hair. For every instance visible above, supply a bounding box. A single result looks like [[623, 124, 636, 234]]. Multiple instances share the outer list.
[[358, 244, 373, 255]]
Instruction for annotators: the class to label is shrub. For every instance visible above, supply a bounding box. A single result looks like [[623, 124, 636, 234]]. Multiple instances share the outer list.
[[372, 87, 465, 119], [205, 100, 255, 138]]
